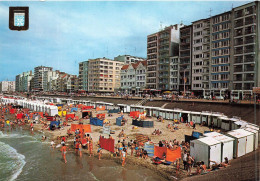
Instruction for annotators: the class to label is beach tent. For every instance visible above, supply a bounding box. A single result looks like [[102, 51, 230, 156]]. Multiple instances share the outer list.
[[82, 110, 92, 118], [190, 137, 222, 167], [204, 132, 234, 162], [71, 124, 91, 133], [108, 109, 120, 114], [154, 145, 182, 162], [117, 104, 130, 113], [66, 113, 75, 120], [226, 129, 254, 158], [190, 112, 201, 124], [96, 106, 105, 111], [90, 117, 103, 126], [180, 110, 191, 122], [152, 107, 160, 117], [243, 127, 258, 151], [99, 136, 114, 153], [130, 111, 140, 118], [116, 116, 123, 126], [49, 106, 58, 116]]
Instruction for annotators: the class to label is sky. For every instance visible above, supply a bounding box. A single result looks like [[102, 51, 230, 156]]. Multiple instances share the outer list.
[[0, 0, 250, 81]]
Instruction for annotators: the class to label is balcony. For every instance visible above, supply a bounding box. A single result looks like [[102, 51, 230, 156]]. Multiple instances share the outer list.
[[244, 37, 255, 44], [234, 57, 243, 64], [235, 20, 243, 28], [234, 67, 243, 72], [244, 46, 254, 53], [244, 66, 254, 72], [244, 76, 254, 81], [235, 49, 243, 55], [235, 10, 243, 19], [245, 16, 256, 25], [235, 39, 243, 46], [234, 76, 242, 81]]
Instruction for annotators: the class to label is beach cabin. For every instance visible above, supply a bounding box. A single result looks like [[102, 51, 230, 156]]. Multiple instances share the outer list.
[[190, 137, 222, 167], [201, 112, 212, 125], [243, 127, 259, 151], [204, 132, 234, 162], [211, 113, 224, 128], [227, 129, 254, 158], [48, 106, 58, 116], [173, 109, 182, 120], [165, 109, 175, 120], [158, 108, 167, 119], [190, 112, 201, 124], [142, 106, 154, 117], [220, 116, 231, 131], [117, 104, 131, 113], [231, 119, 248, 130], [180, 110, 191, 122]]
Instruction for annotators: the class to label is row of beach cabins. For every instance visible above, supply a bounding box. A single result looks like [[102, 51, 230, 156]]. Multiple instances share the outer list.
[[1, 95, 259, 167]]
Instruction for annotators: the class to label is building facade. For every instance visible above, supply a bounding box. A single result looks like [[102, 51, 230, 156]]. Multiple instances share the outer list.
[[120, 61, 147, 94], [33, 66, 53, 92], [147, 24, 183, 90], [88, 58, 123, 93], [0, 81, 15, 93], [114, 55, 146, 65], [179, 25, 193, 92], [232, 1, 260, 90], [192, 19, 210, 94], [15, 71, 34, 92], [169, 56, 179, 91], [79, 61, 89, 91]]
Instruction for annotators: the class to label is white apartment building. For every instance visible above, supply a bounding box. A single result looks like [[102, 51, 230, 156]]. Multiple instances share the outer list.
[[88, 58, 123, 93], [120, 61, 147, 94], [0, 81, 15, 93]]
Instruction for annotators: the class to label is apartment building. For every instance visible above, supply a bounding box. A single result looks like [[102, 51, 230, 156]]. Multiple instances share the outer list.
[[232, 1, 260, 90], [0, 81, 15, 93], [120, 61, 147, 94], [79, 61, 89, 91], [147, 24, 183, 90], [88, 58, 123, 93], [192, 19, 210, 94], [210, 12, 232, 91], [179, 25, 193, 92], [33, 66, 53, 91], [15, 71, 34, 92], [169, 56, 179, 90], [114, 55, 146, 65]]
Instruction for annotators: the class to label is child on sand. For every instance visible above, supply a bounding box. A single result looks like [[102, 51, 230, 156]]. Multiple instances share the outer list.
[[89, 139, 94, 157], [79, 142, 82, 157], [98, 146, 102, 160]]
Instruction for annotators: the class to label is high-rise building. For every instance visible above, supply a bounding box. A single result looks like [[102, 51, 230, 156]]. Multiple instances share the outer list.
[[15, 71, 34, 92], [210, 12, 232, 92], [79, 61, 89, 91], [114, 55, 146, 65], [88, 58, 124, 93], [33, 66, 53, 91], [192, 19, 210, 94], [232, 1, 260, 90], [179, 25, 193, 92], [147, 24, 183, 90]]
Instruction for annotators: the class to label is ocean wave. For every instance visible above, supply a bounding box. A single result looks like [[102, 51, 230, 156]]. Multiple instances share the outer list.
[[0, 141, 26, 181]]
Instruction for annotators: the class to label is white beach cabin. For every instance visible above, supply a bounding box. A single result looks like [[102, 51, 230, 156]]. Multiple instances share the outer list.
[[204, 132, 234, 162], [190, 137, 222, 167], [226, 129, 254, 158]]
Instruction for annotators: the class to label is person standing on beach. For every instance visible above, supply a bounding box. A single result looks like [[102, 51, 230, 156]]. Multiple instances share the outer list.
[[50, 140, 55, 149], [60, 143, 67, 163], [122, 148, 126, 166], [78, 142, 82, 157]]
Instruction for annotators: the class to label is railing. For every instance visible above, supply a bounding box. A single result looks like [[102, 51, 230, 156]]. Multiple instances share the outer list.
[[244, 67, 254, 72], [235, 22, 243, 28], [234, 68, 243, 72], [244, 58, 254, 63], [244, 48, 254, 53]]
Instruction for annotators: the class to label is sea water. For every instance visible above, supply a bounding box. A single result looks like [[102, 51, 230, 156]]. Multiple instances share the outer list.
[[0, 129, 166, 181]]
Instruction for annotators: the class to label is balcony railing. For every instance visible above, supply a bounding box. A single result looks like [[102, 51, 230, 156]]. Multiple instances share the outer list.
[[235, 22, 243, 28], [244, 58, 254, 63], [245, 39, 255, 44], [244, 48, 254, 53], [235, 50, 243, 54], [234, 68, 243, 72], [245, 77, 254, 81], [234, 77, 242, 81], [244, 67, 254, 72], [234, 58, 243, 64]]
